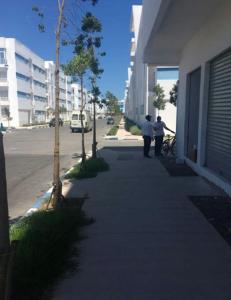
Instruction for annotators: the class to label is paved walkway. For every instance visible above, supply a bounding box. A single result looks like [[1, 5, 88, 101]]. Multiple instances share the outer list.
[[116, 119, 143, 141], [54, 140, 231, 300]]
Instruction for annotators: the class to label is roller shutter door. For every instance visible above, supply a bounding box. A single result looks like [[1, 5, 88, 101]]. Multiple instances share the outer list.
[[19, 110, 30, 126], [206, 49, 231, 181]]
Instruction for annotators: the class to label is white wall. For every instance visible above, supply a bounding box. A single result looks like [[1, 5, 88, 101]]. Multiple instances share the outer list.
[[176, 0, 231, 195]]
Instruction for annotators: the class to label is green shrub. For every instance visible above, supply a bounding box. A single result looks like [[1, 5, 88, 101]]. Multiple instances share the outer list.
[[125, 118, 142, 135], [65, 158, 109, 180], [10, 208, 91, 300], [130, 125, 142, 135]]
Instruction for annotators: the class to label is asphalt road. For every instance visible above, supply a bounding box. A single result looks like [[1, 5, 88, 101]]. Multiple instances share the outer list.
[[3, 120, 109, 219]]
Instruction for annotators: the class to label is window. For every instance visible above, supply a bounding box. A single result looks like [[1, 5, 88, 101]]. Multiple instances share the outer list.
[[15, 53, 29, 64], [33, 64, 45, 75], [0, 89, 8, 100], [0, 69, 7, 81], [16, 72, 30, 82], [35, 110, 45, 115], [79, 114, 85, 120], [0, 48, 7, 64], [17, 91, 31, 99], [72, 114, 78, 120], [34, 95, 47, 102], [33, 80, 46, 88]]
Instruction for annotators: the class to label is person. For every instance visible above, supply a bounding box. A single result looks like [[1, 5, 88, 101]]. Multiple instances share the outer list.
[[153, 116, 175, 157], [141, 115, 153, 158]]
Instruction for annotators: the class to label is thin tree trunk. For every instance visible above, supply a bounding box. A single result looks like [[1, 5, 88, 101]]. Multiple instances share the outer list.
[[52, 0, 65, 207], [0, 132, 10, 300], [80, 75, 86, 164], [92, 99, 97, 159]]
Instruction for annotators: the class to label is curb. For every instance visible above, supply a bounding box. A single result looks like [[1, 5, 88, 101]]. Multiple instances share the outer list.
[[104, 135, 118, 140], [25, 151, 93, 216], [104, 135, 142, 141]]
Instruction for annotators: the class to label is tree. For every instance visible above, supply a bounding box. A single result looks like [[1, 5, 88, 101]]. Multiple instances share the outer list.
[[64, 51, 92, 164], [104, 91, 120, 115], [0, 132, 10, 300], [80, 12, 105, 159], [2, 107, 12, 128], [33, 0, 99, 206], [153, 84, 166, 116], [46, 106, 54, 121], [170, 80, 179, 107]]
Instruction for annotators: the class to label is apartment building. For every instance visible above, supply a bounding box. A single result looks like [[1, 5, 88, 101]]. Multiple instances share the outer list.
[[125, 6, 178, 131], [71, 83, 92, 112], [0, 38, 47, 127], [0, 38, 73, 127]]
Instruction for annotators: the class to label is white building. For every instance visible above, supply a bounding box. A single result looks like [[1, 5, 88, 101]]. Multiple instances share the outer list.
[[0, 38, 47, 127], [0, 38, 73, 127], [45, 61, 72, 121], [71, 83, 107, 117], [125, 5, 178, 131], [142, 0, 231, 196], [71, 83, 92, 113], [118, 99, 125, 113]]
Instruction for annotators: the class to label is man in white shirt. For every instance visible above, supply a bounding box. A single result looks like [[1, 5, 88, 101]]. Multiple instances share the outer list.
[[153, 116, 175, 157], [141, 115, 153, 158]]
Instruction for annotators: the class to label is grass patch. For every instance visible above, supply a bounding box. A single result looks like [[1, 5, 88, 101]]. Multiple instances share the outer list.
[[10, 208, 92, 300], [107, 125, 119, 136], [125, 118, 141, 135], [65, 157, 109, 180], [106, 116, 121, 136]]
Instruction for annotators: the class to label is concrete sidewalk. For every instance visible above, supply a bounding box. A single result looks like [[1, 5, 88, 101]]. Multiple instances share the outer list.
[[53, 141, 231, 300], [104, 118, 143, 141]]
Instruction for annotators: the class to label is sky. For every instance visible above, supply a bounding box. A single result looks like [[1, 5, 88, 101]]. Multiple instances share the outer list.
[[0, 0, 142, 100]]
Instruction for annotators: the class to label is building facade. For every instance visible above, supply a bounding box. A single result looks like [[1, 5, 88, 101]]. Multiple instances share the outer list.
[[125, 5, 178, 131], [142, 0, 231, 196], [0, 38, 73, 127], [0, 38, 47, 127]]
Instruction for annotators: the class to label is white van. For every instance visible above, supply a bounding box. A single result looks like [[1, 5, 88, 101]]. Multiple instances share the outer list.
[[70, 110, 93, 133]]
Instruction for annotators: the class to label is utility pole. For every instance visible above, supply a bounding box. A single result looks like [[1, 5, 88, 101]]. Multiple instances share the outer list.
[[0, 131, 10, 300]]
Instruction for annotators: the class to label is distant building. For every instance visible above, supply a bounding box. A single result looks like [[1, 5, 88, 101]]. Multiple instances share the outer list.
[[0, 37, 72, 127], [0, 38, 47, 127], [118, 99, 125, 113]]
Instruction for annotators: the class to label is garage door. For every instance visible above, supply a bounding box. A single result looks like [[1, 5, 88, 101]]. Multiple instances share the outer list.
[[206, 49, 231, 181], [19, 110, 30, 126]]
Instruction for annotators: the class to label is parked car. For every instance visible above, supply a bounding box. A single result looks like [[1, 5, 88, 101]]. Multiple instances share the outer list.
[[107, 117, 114, 125], [49, 118, 63, 127]]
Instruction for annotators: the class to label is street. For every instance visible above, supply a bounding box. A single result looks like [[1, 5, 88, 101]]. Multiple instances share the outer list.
[[3, 120, 109, 219]]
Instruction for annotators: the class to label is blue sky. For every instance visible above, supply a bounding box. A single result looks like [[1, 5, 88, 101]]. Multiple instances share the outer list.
[[0, 0, 142, 100]]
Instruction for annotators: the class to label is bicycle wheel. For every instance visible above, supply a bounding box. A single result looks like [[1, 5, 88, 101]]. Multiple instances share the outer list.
[[170, 139, 176, 156], [162, 140, 170, 156]]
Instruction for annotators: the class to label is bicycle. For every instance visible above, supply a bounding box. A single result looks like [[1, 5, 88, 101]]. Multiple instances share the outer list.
[[162, 134, 176, 156]]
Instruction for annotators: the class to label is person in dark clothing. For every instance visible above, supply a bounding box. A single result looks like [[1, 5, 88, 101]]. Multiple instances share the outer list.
[[141, 115, 153, 158]]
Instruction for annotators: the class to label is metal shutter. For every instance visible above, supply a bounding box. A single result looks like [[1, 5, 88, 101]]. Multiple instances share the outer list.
[[206, 49, 231, 181]]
